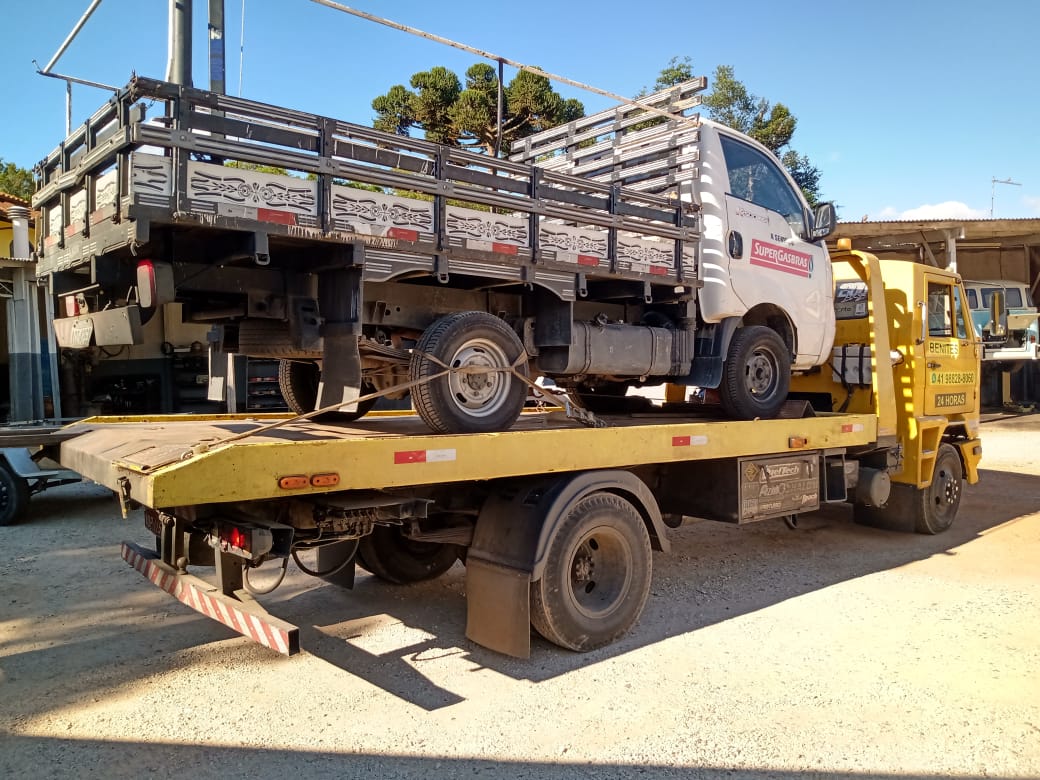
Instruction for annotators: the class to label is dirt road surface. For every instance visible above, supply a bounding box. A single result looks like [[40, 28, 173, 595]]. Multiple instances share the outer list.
[[2, 414, 1038, 779]]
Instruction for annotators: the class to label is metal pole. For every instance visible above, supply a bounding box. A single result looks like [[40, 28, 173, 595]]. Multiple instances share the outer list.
[[209, 0, 226, 95], [238, 0, 246, 95], [494, 59, 504, 158], [65, 80, 72, 135], [166, 0, 193, 86], [42, 0, 105, 73]]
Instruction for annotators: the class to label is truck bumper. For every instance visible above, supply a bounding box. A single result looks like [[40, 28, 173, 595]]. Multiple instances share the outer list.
[[121, 541, 300, 655]]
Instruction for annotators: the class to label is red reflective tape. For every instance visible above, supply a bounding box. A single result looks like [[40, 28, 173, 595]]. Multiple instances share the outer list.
[[394, 450, 427, 464], [388, 227, 419, 241], [64, 223, 82, 237], [577, 254, 600, 266], [672, 435, 691, 447], [649, 265, 669, 276], [841, 424, 854, 433], [257, 208, 297, 225], [44, 235, 59, 247], [492, 242, 518, 255]]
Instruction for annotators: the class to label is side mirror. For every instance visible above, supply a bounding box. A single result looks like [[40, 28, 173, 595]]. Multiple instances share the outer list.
[[988, 290, 1007, 339], [810, 202, 836, 241]]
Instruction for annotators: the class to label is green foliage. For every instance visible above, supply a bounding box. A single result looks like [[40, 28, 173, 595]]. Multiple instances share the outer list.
[[780, 150, 822, 208], [0, 158, 35, 202], [225, 160, 289, 176], [372, 64, 584, 156], [650, 56, 694, 92]]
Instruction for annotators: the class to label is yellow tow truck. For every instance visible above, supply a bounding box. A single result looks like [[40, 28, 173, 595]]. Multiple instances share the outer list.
[[51, 244, 981, 658]]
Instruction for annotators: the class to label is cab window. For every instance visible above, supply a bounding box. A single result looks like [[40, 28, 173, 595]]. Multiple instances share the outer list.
[[927, 282, 953, 337], [966, 288, 979, 310], [719, 135, 806, 236]]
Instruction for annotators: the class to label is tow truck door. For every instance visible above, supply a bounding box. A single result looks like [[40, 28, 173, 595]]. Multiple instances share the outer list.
[[922, 274, 979, 415]]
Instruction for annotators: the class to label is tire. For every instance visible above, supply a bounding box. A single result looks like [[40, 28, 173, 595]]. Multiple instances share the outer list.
[[356, 526, 460, 584], [0, 463, 29, 527], [915, 443, 963, 534], [410, 311, 529, 434], [719, 326, 790, 420], [278, 359, 377, 422], [529, 492, 653, 652], [853, 443, 963, 535]]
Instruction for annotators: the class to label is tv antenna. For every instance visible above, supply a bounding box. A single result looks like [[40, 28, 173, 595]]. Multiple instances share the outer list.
[[990, 177, 1022, 218]]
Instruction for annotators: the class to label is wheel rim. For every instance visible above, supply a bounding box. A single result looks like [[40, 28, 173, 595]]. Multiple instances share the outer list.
[[744, 345, 780, 398], [929, 458, 961, 521], [446, 336, 513, 418], [565, 525, 633, 619]]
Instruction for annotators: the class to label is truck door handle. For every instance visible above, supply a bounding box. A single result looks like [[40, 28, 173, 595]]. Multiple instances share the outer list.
[[927, 361, 941, 369], [728, 231, 743, 259]]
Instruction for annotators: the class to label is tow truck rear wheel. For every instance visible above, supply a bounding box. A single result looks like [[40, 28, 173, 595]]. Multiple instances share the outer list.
[[529, 492, 652, 652], [356, 526, 460, 584], [410, 311, 529, 434], [0, 462, 29, 526], [278, 359, 377, 422], [719, 325, 790, 420]]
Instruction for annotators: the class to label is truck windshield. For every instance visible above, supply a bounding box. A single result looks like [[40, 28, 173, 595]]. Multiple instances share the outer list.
[[977, 286, 1025, 309], [719, 135, 805, 236]]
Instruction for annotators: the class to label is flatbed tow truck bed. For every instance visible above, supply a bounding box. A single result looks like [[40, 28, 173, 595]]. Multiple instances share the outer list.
[[52, 405, 881, 657], [56, 407, 877, 510]]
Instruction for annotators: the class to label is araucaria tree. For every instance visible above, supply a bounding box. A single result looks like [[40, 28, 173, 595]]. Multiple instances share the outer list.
[[372, 64, 584, 157]]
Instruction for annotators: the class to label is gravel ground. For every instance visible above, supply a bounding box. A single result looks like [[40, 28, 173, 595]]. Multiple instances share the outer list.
[[1, 414, 1038, 779]]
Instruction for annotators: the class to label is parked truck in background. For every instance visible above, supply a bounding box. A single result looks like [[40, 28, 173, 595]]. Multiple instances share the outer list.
[[33, 76, 837, 434], [48, 242, 982, 658], [963, 279, 1040, 364]]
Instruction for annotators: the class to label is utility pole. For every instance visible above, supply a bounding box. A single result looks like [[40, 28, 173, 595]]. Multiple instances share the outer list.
[[990, 177, 1022, 218], [209, 0, 226, 95]]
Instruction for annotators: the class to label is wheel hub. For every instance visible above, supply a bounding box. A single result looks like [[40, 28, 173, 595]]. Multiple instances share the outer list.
[[447, 339, 510, 413], [572, 549, 594, 582], [746, 352, 776, 396]]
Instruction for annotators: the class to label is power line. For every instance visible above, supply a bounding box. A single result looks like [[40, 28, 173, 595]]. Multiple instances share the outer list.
[[307, 0, 700, 127]]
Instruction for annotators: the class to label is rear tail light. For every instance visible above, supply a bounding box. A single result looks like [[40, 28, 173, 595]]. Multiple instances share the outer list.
[[64, 294, 84, 317], [137, 260, 157, 309], [215, 522, 273, 560], [136, 260, 174, 309], [211, 521, 292, 561]]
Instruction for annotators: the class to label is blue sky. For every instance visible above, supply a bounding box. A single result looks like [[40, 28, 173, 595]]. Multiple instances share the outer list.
[[2, 0, 1037, 221]]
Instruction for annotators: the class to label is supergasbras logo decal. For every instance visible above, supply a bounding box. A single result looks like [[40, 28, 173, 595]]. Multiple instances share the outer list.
[[749, 239, 812, 277]]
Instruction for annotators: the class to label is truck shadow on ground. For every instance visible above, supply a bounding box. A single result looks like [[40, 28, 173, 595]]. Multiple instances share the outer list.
[[1, 468, 1036, 717], [276, 465, 1040, 704], [4, 736, 1019, 780]]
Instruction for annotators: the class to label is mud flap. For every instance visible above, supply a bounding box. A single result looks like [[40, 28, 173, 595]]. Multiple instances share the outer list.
[[318, 326, 362, 410], [465, 558, 532, 658], [316, 248, 364, 411]]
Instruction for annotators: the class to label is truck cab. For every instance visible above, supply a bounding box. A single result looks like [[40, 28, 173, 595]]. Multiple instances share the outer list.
[[963, 279, 1040, 362], [790, 247, 981, 532], [693, 119, 835, 373]]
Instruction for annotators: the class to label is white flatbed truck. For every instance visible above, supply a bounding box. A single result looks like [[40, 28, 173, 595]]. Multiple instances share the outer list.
[[48, 247, 983, 658]]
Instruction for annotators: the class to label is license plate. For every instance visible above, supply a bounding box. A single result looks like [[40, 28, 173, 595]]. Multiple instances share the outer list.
[[143, 509, 163, 537]]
